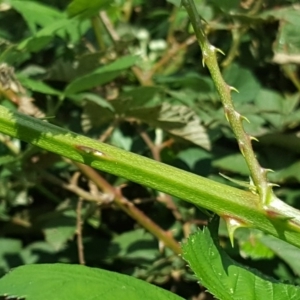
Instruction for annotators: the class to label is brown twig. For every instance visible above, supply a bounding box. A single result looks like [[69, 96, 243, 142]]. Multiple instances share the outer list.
[[75, 162, 182, 255], [150, 35, 196, 76], [139, 129, 182, 220], [99, 120, 118, 143], [99, 11, 120, 44], [76, 198, 85, 265], [40, 170, 111, 204], [139, 130, 161, 161]]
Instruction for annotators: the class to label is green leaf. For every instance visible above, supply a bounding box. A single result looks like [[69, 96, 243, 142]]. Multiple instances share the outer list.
[[110, 128, 133, 151], [64, 55, 138, 95], [213, 153, 249, 176], [261, 235, 300, 276], [81, 101, 115, 132], [0, 155, 16, 166], [39, 211, 76, 251], [0, 264, 184, 300], [177, 148, 211, 170], [223, 64, 260, 103], [166, 0, 181, 8], [237, 230, 275, 260], [270, 161, 300, 183], [109, 229, 159, 263], [182, 218, 300, 300], [255, 89, 283, 112], [210, 0, 240, 12], [17, 74, 62, 96], [122, 86, 162, 108], [74, 92, 114, 111], [129, 103, 211, 150], [17, 19, 73, 52], [8, 0, 63, 34], [67, 0, 111, 18], [267, 6, 300, 63], [0, 238, 22, 276]]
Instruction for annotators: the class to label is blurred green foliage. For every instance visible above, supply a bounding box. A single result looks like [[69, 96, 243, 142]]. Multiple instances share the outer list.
[[0, 0, 300, 299]]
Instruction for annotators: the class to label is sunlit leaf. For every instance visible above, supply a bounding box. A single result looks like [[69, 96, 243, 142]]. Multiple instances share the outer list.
[[0, 264, 184, 300], [182, 218, 300, 300]]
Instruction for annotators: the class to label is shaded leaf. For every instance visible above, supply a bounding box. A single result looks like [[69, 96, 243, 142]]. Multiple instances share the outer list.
[[64, 55, 138, 95], [8, 0, 62, 34], [223, 64, 260, 103], [17, 19, 74, 52], [81, 101, 115, 132], [177, 148, 211, 169], [67, 0, 111, 18], [213, 153, 249, 176], [40, 211, 76, 251], [17, 74, 62, 96], [261, 235, 300, 276], [108, 229, 159, 264], [270, 161, 300, 183], [210, 0, 240, 12], [129, 103, 211, 150], [0, 238, 22, 276]]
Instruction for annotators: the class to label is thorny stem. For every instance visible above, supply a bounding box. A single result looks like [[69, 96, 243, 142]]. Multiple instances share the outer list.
[[182, 0, 273, 206]]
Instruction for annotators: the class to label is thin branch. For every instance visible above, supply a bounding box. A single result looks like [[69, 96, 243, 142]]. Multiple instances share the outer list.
[[139, 130, 161, 161], [99, 11, 120, 44], [99, 120, 118, 143], [40, 170, 109, 204], [76, 198, 85, 265]]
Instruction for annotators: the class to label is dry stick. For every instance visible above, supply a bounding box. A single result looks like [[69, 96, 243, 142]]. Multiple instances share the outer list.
[[99, 11, 120, 43], [182, 0, 273, 206], [40, 171, 104, 203], [139, 130, 161, 162], [75, 161, 182, 255], [150, 35, 197, 76], [76, 198, 85, 265], [99, 120, 118, 143]]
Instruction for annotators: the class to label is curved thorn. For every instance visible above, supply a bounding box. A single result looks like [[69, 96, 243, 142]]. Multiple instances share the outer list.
[[240, 115, 250, 123], [225, 112, 229, 122], [268, 183, 280, 188], [250, 136, 259, 142], [223, 216, 246, 247], [215, 47, 225, 56], [229, 86, 239, 93]]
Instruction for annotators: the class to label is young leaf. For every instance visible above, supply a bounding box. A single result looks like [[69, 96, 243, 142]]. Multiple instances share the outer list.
[[17, 74, 62, 96], [0, 264, 184, 300], [182, 217, 300, 300], [64, 55, 138, 95], [67, 0, 111, 19], [9, 0, 63, 34]]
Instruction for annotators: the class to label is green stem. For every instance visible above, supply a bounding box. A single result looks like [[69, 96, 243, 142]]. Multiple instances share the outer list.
[[1, 105, 300, 246], [182, 0, 272, 205]]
